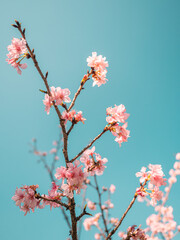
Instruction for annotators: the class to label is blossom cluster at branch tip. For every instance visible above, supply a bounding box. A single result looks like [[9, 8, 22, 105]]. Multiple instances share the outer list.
[[43, 86, 71, 114], [83, 213, 101, 231], [118, 225, 147, 240], [6, 38, 28, 74], [141, 154, 180, 239], [80, 146, 108, 176], [12, 185, 43, 215], [55, 160, 87, 198], [87, 52, 108, 87], [62, 109, 86, 124], [136, 164, 167, 206], [106, 104, 130, 146], [12, 183, 63, 215]]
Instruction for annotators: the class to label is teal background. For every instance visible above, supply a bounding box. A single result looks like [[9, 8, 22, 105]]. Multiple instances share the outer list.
[[1, 0, 180, 239]]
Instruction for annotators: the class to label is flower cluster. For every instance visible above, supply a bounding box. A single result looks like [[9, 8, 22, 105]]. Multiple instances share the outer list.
[[83, 213, 101, 231], [12, 185, 43, 215], [41, 182, 63, 210], [118, 225, 147, 240], [84, 183, 117, 239], [140, 154, 180, 239], [12, 183, 64, 215], [106, 104, 130, 146], [87, 52, 108, 87], [62, 109, 86, 124], [136, 164, 167, 206], [43, 86, 71, 114], [146, 206, 178, 239], [80, 146, 108, 176], [6, 38, 28, 74], [55, 160, 87, 198]]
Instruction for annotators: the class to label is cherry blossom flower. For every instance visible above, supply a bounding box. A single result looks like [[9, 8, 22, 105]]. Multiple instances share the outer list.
[[87, 200, 96, 210], [106, 104, 130, 124], [87, 52, 108, 87], [83, 213, 101, 231], [109, 184, 116, 194], [176, 153, 180, 160], [62, 110, 86, 124], [80, 147, 108, 176], [55, 160, 87, 198], [6, 38, 28, 74], [12, 185, 44, 215], [106, 104, 130, 147], [43, 86, 71, 114]]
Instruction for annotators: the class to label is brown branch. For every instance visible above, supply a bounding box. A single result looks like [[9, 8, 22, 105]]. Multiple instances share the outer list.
[[106, 195, 137, 239], [94, 175, 109, 237], [78, 189, 87, 240], [76, 204, 92, 222], [67, 121, 76, 135], [106, 180, 148, 240], [68, 69, 93, 112], [70, 127, 109, 163], [15, 21, 69, 165], [35, 193, 69, 209], [60, 206, 71, 229], [69, 197, 78, 240]]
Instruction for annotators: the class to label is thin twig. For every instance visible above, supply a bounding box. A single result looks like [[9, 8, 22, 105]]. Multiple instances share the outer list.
[[76, 205, 92, 222], [78, 189, 87, 240], [70, 127, 109, 163], [106, 180, 148, 240], [35, 193, 69, 209], [16, 22, 69, 165], [94, 175, 109, 237], [67, 121, 76, 135], [68, 69, 93, 112]]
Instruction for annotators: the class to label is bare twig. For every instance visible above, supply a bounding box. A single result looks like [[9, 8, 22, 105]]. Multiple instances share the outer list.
[[15, 21, 69, 165], [105, 180, 148, 240], [78, 189, 87, 240], [94, 175, 109, 237], [70, 127, 109, 163], [68, 69, 93, 112], [67, 121, 76, 136], [35, 193, 69, 209], [76, 204, 92, 222]]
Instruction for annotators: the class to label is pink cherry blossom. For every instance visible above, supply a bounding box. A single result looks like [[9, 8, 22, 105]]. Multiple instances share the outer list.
[[94, 233, 101, 239], [43, 86, 71, 114], [62, 110, 86, 124], [83, 213, 101, 231], [106, 104, 130, 124], [112, 123, 130, 147], [148, 164, 167, 187], [176, 153, 180, 160], [7, 38, 27, 58], [43, 94, 52, 115], [109, 184, 116, 193], [55, 161, 87, 198], [87, 52, 108, 87], [6, 38, 28, 74], [150, 187, 163, 206], [136, 167, 148, 183], [87, 200, 96, 210], [80, 148, 108, 176]]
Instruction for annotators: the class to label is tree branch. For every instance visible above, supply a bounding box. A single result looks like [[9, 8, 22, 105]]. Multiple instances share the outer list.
[[76, 204, 92, 222], [106, 180, 148, 239], [94, 175, 109, 237], [70, 127, 109, 163], [15, 21, 69, 165], [35, 193, 69, 209], [68, 69, 93, 112]]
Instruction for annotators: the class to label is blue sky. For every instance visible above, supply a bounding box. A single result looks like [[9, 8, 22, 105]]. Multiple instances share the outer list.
[[1, 1, 180, 239]]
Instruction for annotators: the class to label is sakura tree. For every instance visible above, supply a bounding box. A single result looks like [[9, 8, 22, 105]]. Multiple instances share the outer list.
[[9, 20, 180, 240]]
